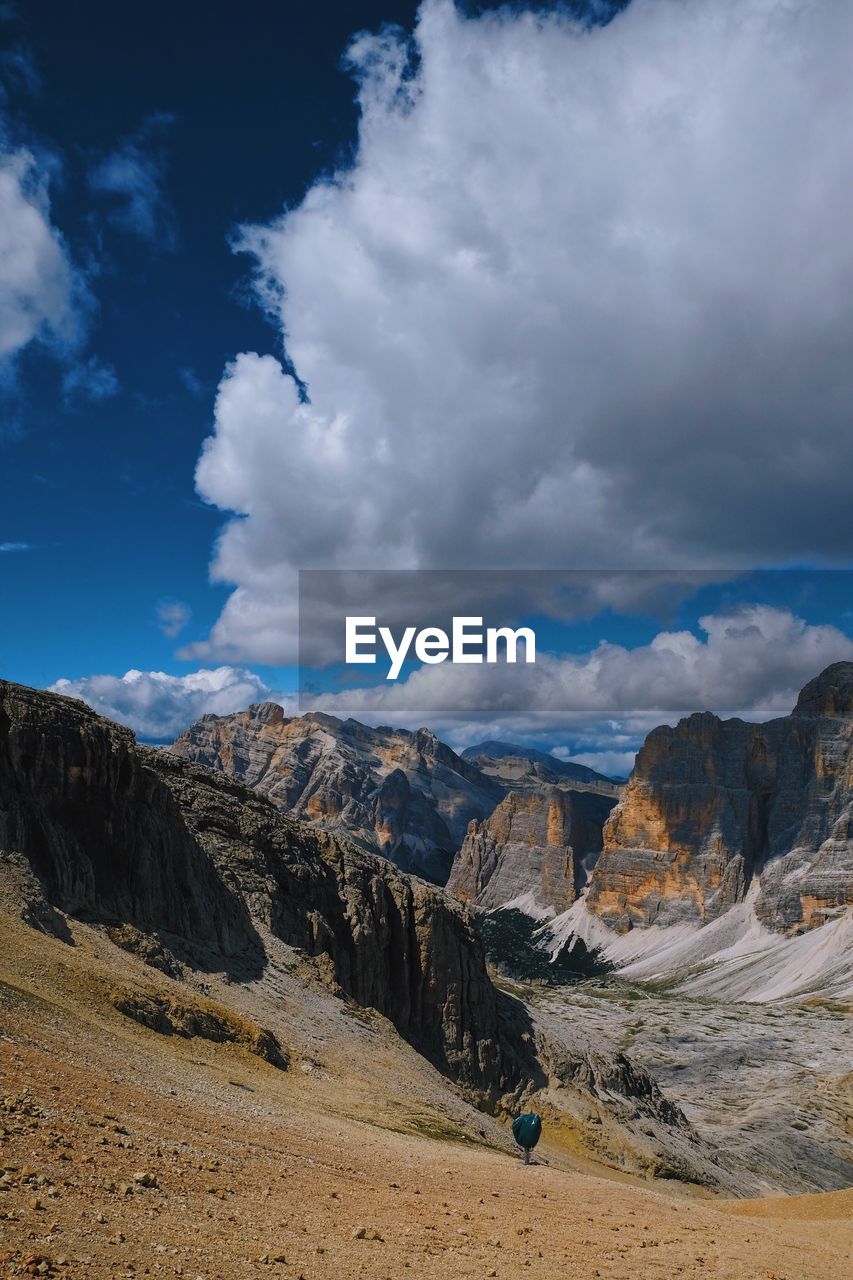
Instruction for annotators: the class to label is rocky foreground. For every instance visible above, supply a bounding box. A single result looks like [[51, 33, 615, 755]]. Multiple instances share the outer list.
[[1, 911, 851, 1280]]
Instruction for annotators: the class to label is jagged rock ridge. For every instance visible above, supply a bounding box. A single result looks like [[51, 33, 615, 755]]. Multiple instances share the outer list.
[[0, 683, 649, 1095], [462, 740, 622, 794], [171, 705, 502, 884], [0, 681, 500, 1088]]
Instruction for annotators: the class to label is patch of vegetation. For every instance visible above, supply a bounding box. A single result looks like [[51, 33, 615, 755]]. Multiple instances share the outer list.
[[476, 909, 612, 985]]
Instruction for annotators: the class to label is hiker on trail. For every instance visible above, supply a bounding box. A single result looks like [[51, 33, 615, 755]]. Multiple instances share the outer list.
[[512, 1111, 542, 1165]]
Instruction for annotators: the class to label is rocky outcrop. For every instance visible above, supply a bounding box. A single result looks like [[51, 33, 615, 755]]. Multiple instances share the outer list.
[[448, 786, 616, 915], [0, 680, 503, 1089], [586, 662, 853, 934], [112, 991, 288, 1068], [0, 680, 253, 956], [152, 747, 506, 1089], [171, 707, 502, 884]]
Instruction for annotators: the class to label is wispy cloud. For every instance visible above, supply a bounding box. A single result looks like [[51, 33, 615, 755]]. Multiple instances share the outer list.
[[0, 540, 32, 552], [156, 598, 192, 637], [178, 367, 204, 397], [88, 113, 177, 248], [61, 354, 119, 404]]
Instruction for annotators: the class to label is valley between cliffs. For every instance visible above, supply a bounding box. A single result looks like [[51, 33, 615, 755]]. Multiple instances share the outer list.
[[1, 674, 852, 1279]]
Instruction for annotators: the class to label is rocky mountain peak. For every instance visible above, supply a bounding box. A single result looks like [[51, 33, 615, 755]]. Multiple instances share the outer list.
[[246, 700, 288, 725], [448, 785, 617, 916], [792, 660, 853, 719], [171, 708, 501, 883], [584, 662, 853, 935]]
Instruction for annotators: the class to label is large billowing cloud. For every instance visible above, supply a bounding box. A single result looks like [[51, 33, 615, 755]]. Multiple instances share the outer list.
[[0, 147, 82, 370], [193, 0, 853, 665], [50, 667, 283, 742]]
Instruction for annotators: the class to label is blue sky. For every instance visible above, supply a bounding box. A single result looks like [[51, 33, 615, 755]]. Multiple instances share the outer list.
[[1, 0, 624, 692], [1, 0, 424, 689], [2, 1, 852, 762]]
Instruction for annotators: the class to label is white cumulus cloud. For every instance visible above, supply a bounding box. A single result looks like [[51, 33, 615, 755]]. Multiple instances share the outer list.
[[52, 607, 853, 759], [0, 148, 83, 370], [194, 0, 853, 664], [50, 667, 283, 742], [296, 605, 853, 744]]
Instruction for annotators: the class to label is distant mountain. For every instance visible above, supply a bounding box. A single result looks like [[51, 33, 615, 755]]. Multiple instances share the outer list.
[[586, 661, 853, 935], [537, 661, 853, 1003], [461, 740, 623, 790], [171, 707, 503, 884]]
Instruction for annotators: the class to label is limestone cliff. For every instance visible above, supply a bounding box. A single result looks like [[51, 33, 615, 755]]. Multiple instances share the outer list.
[[0, 680, 501, 1088], [448, 786, 616, 915], [171, 706, 502, 884], [586, 662, 853, 934]]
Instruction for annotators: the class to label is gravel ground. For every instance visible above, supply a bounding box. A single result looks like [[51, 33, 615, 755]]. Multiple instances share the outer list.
[[1, 913, 851, 1280]]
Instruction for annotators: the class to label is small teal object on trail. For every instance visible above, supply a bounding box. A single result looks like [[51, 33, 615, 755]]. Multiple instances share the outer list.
[[512, 1112, 542, 1164]]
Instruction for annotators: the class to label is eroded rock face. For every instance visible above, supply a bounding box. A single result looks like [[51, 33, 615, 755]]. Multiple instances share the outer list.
[[171, 708, 502, 884], [448, 787, 616, 915], [0, 680, 503, 1088], [152, 748, 506, 1089], [0, 681, 252, 956], [586, 662, 853, 934]]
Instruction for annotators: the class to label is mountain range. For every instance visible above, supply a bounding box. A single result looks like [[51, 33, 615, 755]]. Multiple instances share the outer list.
[[460, 740, 623, 788], [170, 663, 853, 1004], [171, 707, 504, 883], [0, 677, 734, 1190], [1, 662, 851, 1207]]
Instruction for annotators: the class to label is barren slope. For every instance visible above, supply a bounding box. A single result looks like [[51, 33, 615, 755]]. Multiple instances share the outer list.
[[1, 912, 850, 1280]]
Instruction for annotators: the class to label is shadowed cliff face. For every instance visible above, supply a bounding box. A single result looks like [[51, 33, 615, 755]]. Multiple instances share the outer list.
[[586, 662, 853, 933], [150, 749, 508, 1090], [171, 707, 503, 884], [0, 681, 256, 960], [0, 680, 507, 1088]]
